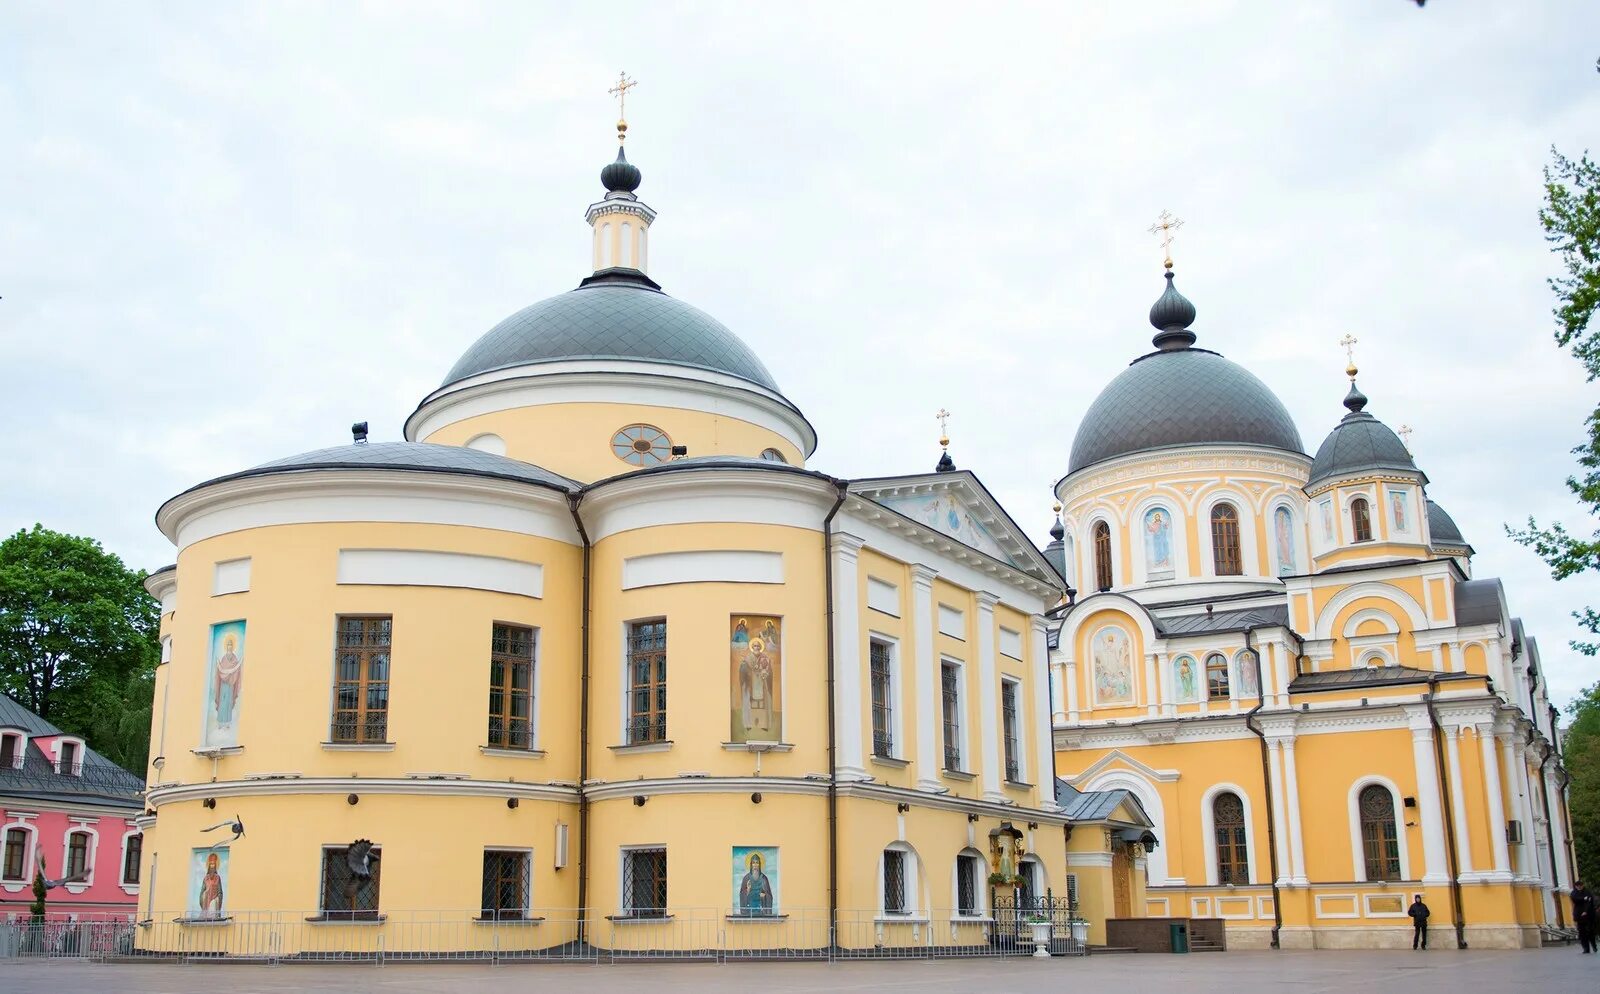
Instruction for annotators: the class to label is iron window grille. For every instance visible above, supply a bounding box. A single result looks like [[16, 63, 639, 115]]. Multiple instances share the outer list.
[[320, 843, 382, 919], [1206, 653, 1230, 700], [1213, 792, 1249, 884], [626, 621, 668, 744], [941, 663, 962, 771], [480, 849, 530, 920], [2, 829, 25, 880], [487, 624, 536, 749], [1360, 785, 1402, 881], [331, 616, 392, 744], [956, 854, 979, 916], [122, 833, 142, 886], [870, 641, 894, 758], [622, 847, 668, 917], [1001, 679, 1021, 782], [1211, 503, 1243, 575], [882, 849, 907, 914]]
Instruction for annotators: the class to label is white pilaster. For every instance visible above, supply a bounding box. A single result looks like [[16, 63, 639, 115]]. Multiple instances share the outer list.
[[1065, 658, 1080, 723], [1545, 765, 1571, 892], [1479, 725, 1512, 878], [1281, 737, 1308, 886], [910, 565, 941, 792], [1409, 711, 1450, 884], [1267, 739, 1292, 886], [1050, 660, 1067, 724], [1031, 617, 1057, 810], [976, 592, 1003, 802], [1443, 724, 1474, 874], [831, 532, 868, 781], [1144, 652, 1159, 718], [1500, 733, 1531, 878]]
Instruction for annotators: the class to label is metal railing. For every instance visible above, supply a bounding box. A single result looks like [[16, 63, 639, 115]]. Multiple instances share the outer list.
[[1, 906, 1087, 963]]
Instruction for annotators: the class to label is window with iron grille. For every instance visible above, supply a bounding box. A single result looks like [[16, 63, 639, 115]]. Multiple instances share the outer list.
[[58, 740, 80, 776], [941, 662, 962, 771], [320, 843, 382, 919], [480, 849, 530, 919], [956, 853, 980, 916], [626, 621, 667, 744], [621, 847, 668, 917], [331, 616, 392, 743], [1359, 784, 1402, 881], [487, 624, 536, 749], [1351, 497, 1373, 543], [882, 848, 907, 914], [1206, 653, 1230, 700], [2, 828, 25, 881], [1001, 678, 1021, 782], [1211, 503, 1242, 575], [1093, 521, 1113, 591], [122, 833, 142, 886], [66, 831, 90, 878], [1213, 792, 1249, 884], [870, 640, 894, 758]]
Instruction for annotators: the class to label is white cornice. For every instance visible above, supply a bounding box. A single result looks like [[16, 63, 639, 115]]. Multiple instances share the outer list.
[[834, 781, 1067, 823], [146, 776, 579, 807], [1056, 445, 1313, 506], [581, 468, 840, 543]]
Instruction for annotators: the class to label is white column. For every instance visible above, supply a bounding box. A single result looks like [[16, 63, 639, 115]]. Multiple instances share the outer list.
[[1031, 617, 1057, 810], [1281, 737, 1308, 886], [1517, 744, 1545, 885], [1267, 739, 1292, 886], [1500, 733, 1530, 877], [1144, 653, 1159, 718], [1065, 658, 1080, 722], [1443, 724, 1474, 874], [1545, 766, 1571, 892], [1479, 724, 1512, 878], [831, 533, 867, 780], [910, 565, 941, 792], [976, 592, 1003, 802], [1410, 712, 1450, 884], [1050, 660, 1067, 723], [1273, 642, 1292, 709]]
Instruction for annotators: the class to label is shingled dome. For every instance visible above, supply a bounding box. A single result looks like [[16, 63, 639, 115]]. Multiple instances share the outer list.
[[1306, 385, 1418, 488], [176, 441, 579, 496], [1427, 499, 1468, 548], [442, 270, 781, 393]]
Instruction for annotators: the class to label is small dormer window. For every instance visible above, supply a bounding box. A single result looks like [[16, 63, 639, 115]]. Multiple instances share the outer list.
[[0, 732, 20, 770], [1351, 497, 1373, 543], [58, 740, 82, 776]]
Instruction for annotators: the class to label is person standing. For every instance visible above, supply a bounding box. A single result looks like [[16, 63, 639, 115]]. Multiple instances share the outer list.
[[1408, 894, 1431, 950], [1573, 880, 1597, 954]]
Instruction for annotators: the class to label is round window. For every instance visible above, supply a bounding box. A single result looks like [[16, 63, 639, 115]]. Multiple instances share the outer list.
[[612, 424, 672, 466], [759, 448, 788, 464]]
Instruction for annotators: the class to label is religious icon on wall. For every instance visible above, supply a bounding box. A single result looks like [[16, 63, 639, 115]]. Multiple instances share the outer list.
[[1274, 506, 1296, 575], [730, 615, 782, 742], [1091, 626, 1134, 707], [1144, 507, 1173, 574], [1389, 490, 1408, 532], [731, 846, 778, 916], [188, 847, 228, 920], [1319, 500, 1334, 541], [202, 620, 246, 748], [1174, 655, 1201, 704], [1236, 653, 1260, 698]]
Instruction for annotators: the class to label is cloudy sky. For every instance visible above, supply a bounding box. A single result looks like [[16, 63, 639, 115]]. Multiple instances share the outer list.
[[3, 3, 1598, 706]]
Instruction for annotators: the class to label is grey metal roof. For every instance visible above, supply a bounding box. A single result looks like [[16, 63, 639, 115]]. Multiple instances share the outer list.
[[178, 442, 579, 497], [1155, 604, 1290, 637], [1427, 499, 1468, 548], [1067, 348, 1304, 474], [0, 694, 144, 809], [1054, 781, 1155, 828], [1290, 666, 1478, 692], [1456, 577, 1505, 628], [1307, 406, 1419, 488], [442, 271, 781, 393]]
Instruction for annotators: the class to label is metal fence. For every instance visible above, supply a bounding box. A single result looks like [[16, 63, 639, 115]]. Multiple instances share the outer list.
[[1, 906, 1087, 964]]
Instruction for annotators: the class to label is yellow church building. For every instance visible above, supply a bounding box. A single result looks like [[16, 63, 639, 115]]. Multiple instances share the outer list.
[[127, 114, 1573, 958]]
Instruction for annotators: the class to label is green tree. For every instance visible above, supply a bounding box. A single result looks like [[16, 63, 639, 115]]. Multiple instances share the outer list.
[[0, 524, 159, 772], [1564, 682, 1600, 887]]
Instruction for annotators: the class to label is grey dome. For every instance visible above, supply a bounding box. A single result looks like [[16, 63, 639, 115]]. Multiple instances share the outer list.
[[190, 441, 579, 494], [1068, 348, 1305, 474], [443, 271, 781, 393], [1306, 391, 1418, 487], [1426, 499, 1468, 548]]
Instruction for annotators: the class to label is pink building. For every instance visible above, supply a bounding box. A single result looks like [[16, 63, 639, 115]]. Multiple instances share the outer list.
[[1, 694, 145, 919]]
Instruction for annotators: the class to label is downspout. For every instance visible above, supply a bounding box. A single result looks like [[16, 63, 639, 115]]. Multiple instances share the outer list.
[[566, 492, 593, 943], [1240, 627, 1282, 949], [821, 481, 848, 942], [1424, 675, 1468, 948]]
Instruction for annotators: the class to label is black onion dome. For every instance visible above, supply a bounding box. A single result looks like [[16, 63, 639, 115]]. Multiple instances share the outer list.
[[1306, 385, 1419, 487], [1148, 271, 1198, 350], [600, 145, 641, 194]]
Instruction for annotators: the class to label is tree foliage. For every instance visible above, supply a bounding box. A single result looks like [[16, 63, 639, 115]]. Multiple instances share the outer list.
[[1565, 682, 1600, 888], [0, 524, 158, 772]]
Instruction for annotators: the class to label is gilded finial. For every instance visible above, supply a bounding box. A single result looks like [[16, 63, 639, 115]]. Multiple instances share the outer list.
[[936, 408, 951, 449], [1339, 333, 1359, 380], [1147, 210, 1185, 270], [609, 72, 638, 142], [1052, 501, 1062, 514]]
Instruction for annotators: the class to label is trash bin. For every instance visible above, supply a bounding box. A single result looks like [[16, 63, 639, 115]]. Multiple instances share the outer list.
[[1169, 921, 1190, 953]]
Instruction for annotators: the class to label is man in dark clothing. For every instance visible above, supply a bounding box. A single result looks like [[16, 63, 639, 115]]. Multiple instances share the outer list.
[[1573, 880, 1597, 954], [1408, 895, 1431, 950]]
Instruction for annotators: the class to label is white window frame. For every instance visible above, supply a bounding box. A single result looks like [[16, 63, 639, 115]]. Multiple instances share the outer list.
[[1086, 514, 1120, 591], [61, 822, 99, 893], [620, 618, 668, 747], [1348, 777, 1411, 882], [118, 828, 142, 894], [1199, 492, 1256, 578], [878, 841, 922, 918], [0, 818, 37, 890], [0, 730, 24, 770], [952, 848, 988, 918], [939, 657, 970, 774], [53, 736, 86, 776], [1000, 675, 1025, 783], [1200, 783, 1257, 886], [867, 633, 903, 761], [489, 622, 542, 752]]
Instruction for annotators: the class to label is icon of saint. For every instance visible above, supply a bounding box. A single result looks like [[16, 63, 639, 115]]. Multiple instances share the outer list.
[[738, 852, 774, 915], [213, 634, 243, 732]]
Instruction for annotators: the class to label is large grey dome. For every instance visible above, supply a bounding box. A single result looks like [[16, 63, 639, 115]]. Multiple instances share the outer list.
[[1068, 348, 1305, 474], [442, 271, 780, 393]]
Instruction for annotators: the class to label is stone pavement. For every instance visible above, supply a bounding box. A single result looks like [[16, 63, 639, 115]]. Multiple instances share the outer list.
[[0, 949, 1592, 993]]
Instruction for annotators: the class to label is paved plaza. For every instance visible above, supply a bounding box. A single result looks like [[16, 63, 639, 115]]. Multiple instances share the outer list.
[[0, 950, 1593, 994]]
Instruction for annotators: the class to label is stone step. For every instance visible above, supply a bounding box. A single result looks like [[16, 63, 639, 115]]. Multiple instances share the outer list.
[[1089, 945, 1141, 955]]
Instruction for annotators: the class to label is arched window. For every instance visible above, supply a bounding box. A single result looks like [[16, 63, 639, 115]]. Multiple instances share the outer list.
[[1093, 521, 1113, 591], [1210, 503, 1242, 575], [1213, 792, 1249, 884], [1206, 653, 1230, 700], [1359, 784, 1401, 881], [1351, 498, 1373, 543]]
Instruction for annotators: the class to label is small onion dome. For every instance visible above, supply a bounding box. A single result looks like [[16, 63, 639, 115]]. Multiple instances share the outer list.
[[936, 448, 956, 473], [1306, 381, 1420, 488], [600, 145, 642, 194], [1148, 270, 1198, 351], [1049, 514, 1065, 542]]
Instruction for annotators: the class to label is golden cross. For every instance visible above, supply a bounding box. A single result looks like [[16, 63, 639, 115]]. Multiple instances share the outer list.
[[936, 408, 951, 446], [609, 72, 638, 120], [1398, 424, 1414, 453], [1147, 210, 1184, 268], [1339, 333, 1359, 378]]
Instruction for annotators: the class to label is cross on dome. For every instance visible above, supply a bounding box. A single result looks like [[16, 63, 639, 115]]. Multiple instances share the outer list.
[[1147, 210, 1185, 270], [609, 72, 638, 142]]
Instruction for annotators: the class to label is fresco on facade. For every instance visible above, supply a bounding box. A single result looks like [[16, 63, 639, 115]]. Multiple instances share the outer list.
[[730, 616, 782, 742], [1144, 508, 1174, 575], [202, 620, 246, 748], [879, 492, 1015, 564], [1319, 500, 1334, 542], [1389, 490, 1408, 532], [1173, 655, 1201, 704], [1236, 653, 1260, 698], [1090, 626, 1134, 707], [1274, 506, 1296, 575], [731, 846, 778, 915], [188, 847, 228, 920]]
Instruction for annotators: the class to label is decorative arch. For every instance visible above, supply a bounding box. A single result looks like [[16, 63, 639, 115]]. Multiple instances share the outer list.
[[1267, 499, 1303, 577], [1231, 649, 1261, 699], [464, 433, 507, 456], [878, 839, 927, 916], [1082, 771, 1172, 885], [1313, 583, 1428, 640], [1347, 776, 1410, 882], [1342, 607, 1401, 638], [1200, 782, 1258, 886], [1198, 489, 1258, 578], [951, 845, 989, 917]]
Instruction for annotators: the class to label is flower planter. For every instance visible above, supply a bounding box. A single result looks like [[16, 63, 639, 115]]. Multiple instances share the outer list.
[[1069, 919, 1090, 945], [1029, 920, 1052, 957]]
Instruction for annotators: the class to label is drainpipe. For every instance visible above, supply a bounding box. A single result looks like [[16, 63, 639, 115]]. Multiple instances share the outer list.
[[821, 481, 848, 942], [1240, 627, 1282, 949], [566, 492, 593, 943], [1424, 675, 1468, 948]]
